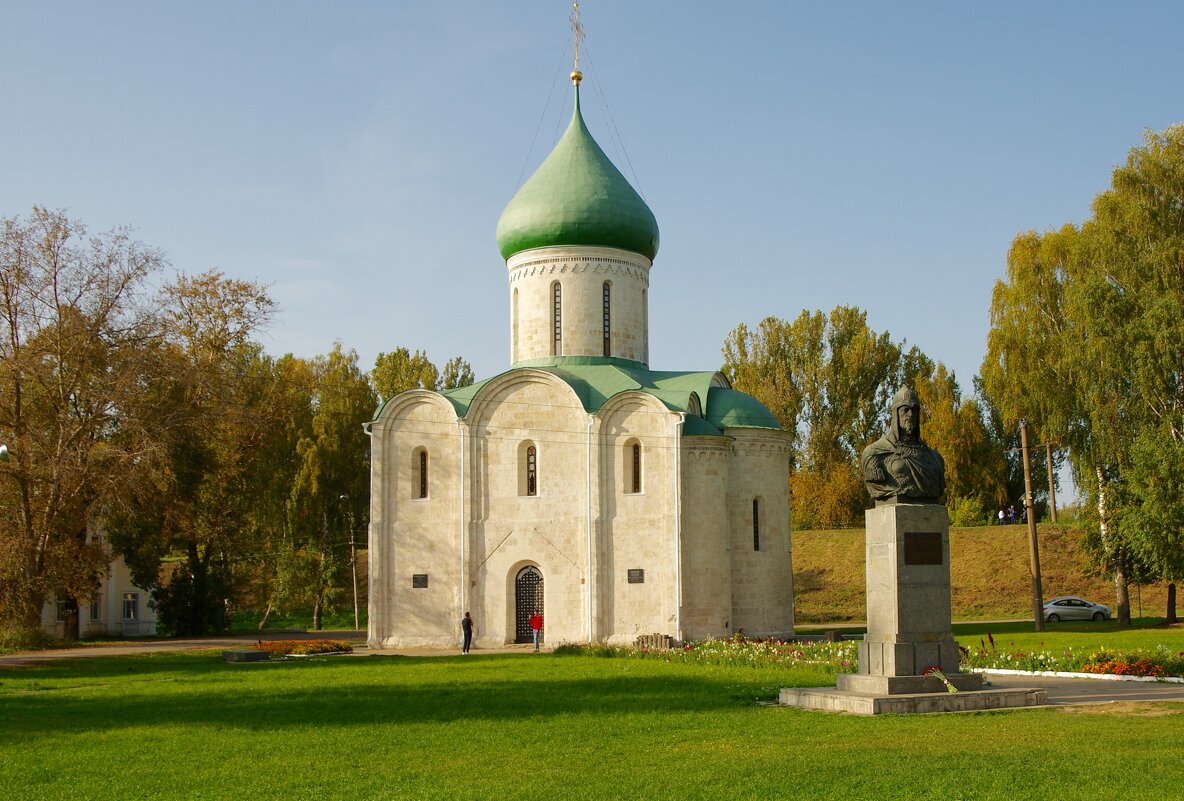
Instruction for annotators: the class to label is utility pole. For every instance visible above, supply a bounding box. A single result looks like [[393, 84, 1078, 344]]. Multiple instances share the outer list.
[[1021, 421, 1044, 631], [1045, 442, 1057, 523]]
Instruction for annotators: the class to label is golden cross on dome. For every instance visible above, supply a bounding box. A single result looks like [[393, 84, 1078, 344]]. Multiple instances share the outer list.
[[570, 1, 585, 85]]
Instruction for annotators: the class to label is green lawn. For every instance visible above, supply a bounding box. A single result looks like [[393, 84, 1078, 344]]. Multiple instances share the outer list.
[[3, 647, 1182, 800]]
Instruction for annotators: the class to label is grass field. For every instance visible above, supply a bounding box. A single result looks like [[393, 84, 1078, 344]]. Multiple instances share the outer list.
[[3, 639, 1183, 801], [793, 523, 1173, 623]]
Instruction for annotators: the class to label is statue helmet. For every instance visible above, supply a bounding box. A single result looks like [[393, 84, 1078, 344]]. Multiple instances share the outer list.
[[892, 385, 920, 411]]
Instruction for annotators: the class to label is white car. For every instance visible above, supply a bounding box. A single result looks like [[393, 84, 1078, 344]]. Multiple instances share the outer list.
[[1043, 596, 1111, 622]]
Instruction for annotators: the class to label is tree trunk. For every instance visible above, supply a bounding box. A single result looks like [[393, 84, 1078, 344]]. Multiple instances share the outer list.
[[258, 600, 273, 631], [187, 542, 205, 636], [1168, 583, 1178, 624], [62, 597, 80, 643], [1097, 466, 1131, 626], [1114, 568, 1131, 626], [311, 506, 331, 631]]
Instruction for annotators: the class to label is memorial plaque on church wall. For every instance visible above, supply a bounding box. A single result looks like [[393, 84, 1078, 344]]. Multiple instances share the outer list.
[[627, 569, 645, 584], [412, 574, 429, 588], [903, 532, 943, 565]]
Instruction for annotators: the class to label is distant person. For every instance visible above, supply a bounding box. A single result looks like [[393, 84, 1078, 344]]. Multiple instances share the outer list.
[[998, 509, 1005, 525], [1008, 505, 1016, 524], [529, 610, 543, 652], [461, 611, 474, 654]]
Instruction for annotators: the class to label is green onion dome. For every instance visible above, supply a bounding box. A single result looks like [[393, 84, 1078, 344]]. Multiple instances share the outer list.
[[496, 87, 659, 262]]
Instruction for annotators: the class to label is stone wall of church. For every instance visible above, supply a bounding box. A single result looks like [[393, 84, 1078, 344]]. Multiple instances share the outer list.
[[368, 391, 462, 648], [594, 394, 679, 644], [726, 429, 795, 637], [507, 246, 651, 364], [466, 372, 591, 647], [679, 437, 735, 640]]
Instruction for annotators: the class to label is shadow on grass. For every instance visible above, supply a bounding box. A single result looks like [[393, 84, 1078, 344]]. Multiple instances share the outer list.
[[1, 652, 808, 739]]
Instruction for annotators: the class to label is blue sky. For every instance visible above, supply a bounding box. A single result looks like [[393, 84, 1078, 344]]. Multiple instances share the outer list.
[[4, 2, 1182, 498]]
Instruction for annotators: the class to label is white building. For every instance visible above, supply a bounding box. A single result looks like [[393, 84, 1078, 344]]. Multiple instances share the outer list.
[[367, 71, 793, 649], [42, 545, 157, 638]]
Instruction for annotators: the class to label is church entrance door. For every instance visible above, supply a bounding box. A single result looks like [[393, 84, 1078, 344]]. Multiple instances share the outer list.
[[514, 566, 544, 644]]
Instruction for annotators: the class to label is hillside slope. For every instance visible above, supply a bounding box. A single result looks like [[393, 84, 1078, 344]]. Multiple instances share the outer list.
[[792, 524, 1171, 623]]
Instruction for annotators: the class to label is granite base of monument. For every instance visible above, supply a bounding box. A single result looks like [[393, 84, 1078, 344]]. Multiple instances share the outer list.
[[778, 683, 1047, 716], [780, 503, 1045, 715]]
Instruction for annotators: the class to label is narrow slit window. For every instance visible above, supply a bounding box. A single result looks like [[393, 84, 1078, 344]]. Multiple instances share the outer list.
[[552, 282, 562, 356], [418, 450, 428, 499], [602, 282, 611, 356], [512, 287, 519, 360], [526, 445, 538, 496], [753, 499, 761, 551], [630, 442, 641, 494]]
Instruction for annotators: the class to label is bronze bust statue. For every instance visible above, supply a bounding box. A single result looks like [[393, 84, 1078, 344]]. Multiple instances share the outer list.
[[861, 386, 945, 504]]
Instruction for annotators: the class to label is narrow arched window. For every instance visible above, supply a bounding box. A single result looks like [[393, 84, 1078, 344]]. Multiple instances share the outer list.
[[412, 447, 429, 499], [602, 282, 611, 356], [752, 498, 761, 551], [526, 445, 538, 496], [551, 282, 562, 356], [625, 440, 642, 494], [512, 287, 519, 361]]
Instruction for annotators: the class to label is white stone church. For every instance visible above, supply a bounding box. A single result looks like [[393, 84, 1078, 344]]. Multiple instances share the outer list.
[[367, 71, 793, 649]]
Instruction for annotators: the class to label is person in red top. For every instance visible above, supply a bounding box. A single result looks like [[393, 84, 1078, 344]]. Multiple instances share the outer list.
[[529, 611, 543, 652]]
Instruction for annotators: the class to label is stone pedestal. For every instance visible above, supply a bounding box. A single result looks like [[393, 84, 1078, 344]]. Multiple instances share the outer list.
[[780, 503, 1046, 715], [847, 503, 980, 691]]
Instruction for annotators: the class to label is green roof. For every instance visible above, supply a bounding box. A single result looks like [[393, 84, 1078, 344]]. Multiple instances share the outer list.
[[495, 86, 660, 261], [369, 357, 781, 437]]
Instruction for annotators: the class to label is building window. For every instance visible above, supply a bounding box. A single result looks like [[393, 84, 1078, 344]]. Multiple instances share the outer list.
[[625, 440, 642, 494], [602, 282, 611, 356], [89, 596, 101, 621], [512, 287, 519, 360], [552, 281, 562, 356], [526, 445, 537, 496], [413, 448, 429, 499], [753, 499, 761, 551], [56, 599, 69, 622], [122, 592, 139, 621]]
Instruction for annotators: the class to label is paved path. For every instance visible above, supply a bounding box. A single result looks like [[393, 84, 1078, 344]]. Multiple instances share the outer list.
[[0, 633, 549, 666], [4, 638, 1184, 708], [0, 630, 367, 666], [982, 672, 1184, 706]]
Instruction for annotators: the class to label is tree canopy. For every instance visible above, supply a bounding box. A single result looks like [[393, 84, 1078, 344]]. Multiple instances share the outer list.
[[983, 124, 1184, 623]]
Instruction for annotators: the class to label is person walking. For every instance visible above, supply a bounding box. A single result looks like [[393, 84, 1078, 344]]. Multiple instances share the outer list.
[[529, 610, 543, 652], [461, 611, 474, 654]]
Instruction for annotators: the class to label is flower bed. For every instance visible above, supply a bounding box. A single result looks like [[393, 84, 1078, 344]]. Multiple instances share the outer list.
[[960, 634, 1184, 679], [253, 639, 353, 656], [556, 635, 858, 673], [559, 632, 1184, 680]]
